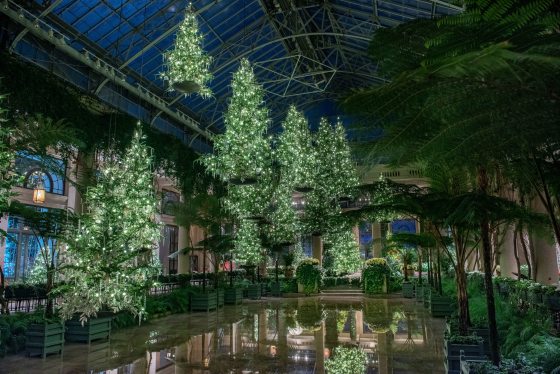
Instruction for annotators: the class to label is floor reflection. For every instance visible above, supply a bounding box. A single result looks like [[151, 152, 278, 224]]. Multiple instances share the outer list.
[[0, 298, 445, 373]]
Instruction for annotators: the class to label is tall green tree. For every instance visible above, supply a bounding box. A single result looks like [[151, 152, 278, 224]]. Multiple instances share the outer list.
[[344, 1, 560, 364], [58, 126, 161, 322]]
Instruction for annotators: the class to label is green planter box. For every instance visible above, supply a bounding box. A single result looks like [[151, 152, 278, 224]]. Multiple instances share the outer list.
[[65, 316, 112, 343], [468, 327, 490, 357], [430, 294, 454, 318], [544, 292, 560, 311], [216, 289, 225, 308], [444, 339, 485, 374], [26, 322, 64, 358], [423, 288, 431, 308], [247, 284, 261, 300], [402, 282, 414, 298], [270, 282, 282, 297], [224, 287, 243, 305], [191, 291, 218, 312], [415, 285, 424, 301], [260, 282, 267, 297]]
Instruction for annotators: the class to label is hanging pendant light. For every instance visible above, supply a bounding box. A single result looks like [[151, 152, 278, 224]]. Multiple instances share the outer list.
[[32, 176, 46, 204]]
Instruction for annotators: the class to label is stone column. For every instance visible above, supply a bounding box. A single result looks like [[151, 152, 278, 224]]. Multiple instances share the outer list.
[[372, 222, 383, 258], [314, 320, 326, 372], [177, 226, 190, 274], [312, 234, 323, 265], [531, 198, 560, 285]]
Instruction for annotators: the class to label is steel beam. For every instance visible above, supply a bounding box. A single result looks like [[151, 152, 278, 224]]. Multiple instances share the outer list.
[[1, 0, 212, 141], [9, 0, 63, 51]]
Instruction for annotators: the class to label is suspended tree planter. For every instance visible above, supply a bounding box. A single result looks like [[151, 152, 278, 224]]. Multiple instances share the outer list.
[[246, 284, 261, 300], [229, 176, 258, 185], [294, 186, 314, 193], [65, 315, 112, 344], [216, 288, 225, 308], [172, 80, 200, 94], [444, 336, 485, 374], [430, 294, 454, 318], [25, 322, 64, 358]]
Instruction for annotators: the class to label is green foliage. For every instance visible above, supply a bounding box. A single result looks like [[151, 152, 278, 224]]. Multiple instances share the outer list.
[[467, 356, 545, 374], [296, 258, 322, 295], [362, 258, 391, 294], [325, 346, 367, 374], [0, 310, 45, 357]]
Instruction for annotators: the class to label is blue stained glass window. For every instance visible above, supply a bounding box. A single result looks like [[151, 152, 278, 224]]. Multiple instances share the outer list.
[[301, 236, 312, 257], [3, 237, 17, 278]]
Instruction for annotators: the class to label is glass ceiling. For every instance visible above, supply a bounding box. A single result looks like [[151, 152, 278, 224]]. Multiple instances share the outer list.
[[3, 0, 461, 151]]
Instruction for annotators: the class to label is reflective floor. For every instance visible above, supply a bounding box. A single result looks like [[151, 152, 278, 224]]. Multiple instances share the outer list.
[[0, 297, 445, 373]]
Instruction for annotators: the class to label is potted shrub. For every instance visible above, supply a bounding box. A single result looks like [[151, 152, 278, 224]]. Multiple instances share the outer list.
[[296, 258, 322, 295], [362, 258, 391, 295]]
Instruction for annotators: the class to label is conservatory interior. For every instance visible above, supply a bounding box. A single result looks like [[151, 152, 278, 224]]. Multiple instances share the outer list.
[[0, 0, 559, 373]]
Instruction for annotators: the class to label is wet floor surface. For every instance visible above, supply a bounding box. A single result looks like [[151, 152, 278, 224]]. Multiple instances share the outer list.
[[0, 296, 446, 373]]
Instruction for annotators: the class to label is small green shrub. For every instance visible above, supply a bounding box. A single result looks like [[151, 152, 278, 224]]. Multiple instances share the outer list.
[[296, 258, 322, 295], [362, 258, 391, 294]]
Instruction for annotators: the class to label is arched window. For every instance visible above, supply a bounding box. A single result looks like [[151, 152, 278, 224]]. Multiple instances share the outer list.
[[16, 152, 65, 195]]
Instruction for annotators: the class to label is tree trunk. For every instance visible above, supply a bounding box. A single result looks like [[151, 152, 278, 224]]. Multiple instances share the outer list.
[[0, 265, 9, 315], [513, 226, 521, 279], [456, 265, 469, 336], [477, 166, 500, 366], [403, 256, 409, 281], [418, 248, 423, 284], [202, 231, 207, 293], [534, 157, 560, 247], [436, 246, 442, 294], [427, 247, 433, 287], [46, 265, 54, 318]]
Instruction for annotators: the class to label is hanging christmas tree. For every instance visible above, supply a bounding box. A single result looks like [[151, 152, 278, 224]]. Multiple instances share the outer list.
[[0, 94, 19, 218], [275, 106, 315, 191], [302, 118, 358, 235], [58, 124, 161, 322], [161, 4, 213, 97], [267, 181, 300, 245], [234, 219, 263, 266], [324, 230, 362, 275], [203, 58, 270, 181]]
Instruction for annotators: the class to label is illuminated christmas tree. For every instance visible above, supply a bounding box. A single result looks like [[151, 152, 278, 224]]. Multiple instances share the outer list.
[[324, 230, 362, 275], [275, 106, 315, 190], [234, 219, 263, 266], [0, 94, 18, 217], [267, 181, 300, 245], [203, 58, 270, 182], [302, 118, 358, 235], [59, 124, 161, 322], [161, 4, 213, 97]]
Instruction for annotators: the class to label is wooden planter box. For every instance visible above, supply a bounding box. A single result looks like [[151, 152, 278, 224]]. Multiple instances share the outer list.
[[216, 289, 225, 308], [430, 294, 454, 318], [544, 292, 560, 311], [65, 316, 112, 344], [423, 288, 431, 308], [260, 283, 268, 297], [270, 282, 282, 297], [190, 291, 218, 312], [25, 322, 64, 358], [444, 339, 485, 374], [224, 287, 243, 305], [415, 286, 424, 301], [247, 284, 261, 300], [402, 282, 414, 298]]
